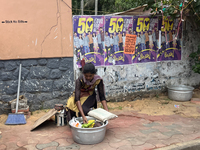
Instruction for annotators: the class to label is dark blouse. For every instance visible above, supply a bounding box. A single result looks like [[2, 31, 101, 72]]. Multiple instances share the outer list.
[[75, 78, 106, 102]]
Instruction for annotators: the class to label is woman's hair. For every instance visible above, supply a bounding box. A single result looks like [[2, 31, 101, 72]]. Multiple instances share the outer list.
[[79, 35, 83, 40], [83, 63, 97, 74], [92, 32, 96, 37]]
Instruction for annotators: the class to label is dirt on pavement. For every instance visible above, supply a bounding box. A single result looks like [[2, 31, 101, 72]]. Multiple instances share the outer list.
[[0, 87, 200, 126]]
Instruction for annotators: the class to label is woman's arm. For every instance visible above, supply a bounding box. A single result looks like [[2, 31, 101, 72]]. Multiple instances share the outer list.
[[75, 79, 88, 123], [97, 80, 109, 111], [101, 100, 109, 111], [76, 101, 87, 123]]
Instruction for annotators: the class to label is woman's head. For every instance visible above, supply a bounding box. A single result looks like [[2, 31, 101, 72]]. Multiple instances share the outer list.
[[83, 63, 96, 81]]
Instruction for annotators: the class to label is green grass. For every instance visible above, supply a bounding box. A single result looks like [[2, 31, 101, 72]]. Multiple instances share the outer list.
[[118, 106, 123, 110], [164, 98, 171, 101]]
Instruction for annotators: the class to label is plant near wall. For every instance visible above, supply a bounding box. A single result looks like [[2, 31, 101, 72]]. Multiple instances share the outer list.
[[189, 44, 200, 74]]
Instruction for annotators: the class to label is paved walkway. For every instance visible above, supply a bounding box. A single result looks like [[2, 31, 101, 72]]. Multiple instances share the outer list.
[[1, 111, 200, 150]]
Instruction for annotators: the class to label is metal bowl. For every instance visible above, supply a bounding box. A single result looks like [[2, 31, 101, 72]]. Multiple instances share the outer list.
[[69, 116, 108, 145], [167, 85, 194, 101]]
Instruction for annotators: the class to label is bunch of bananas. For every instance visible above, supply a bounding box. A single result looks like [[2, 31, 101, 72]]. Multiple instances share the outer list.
[[82, 120, 95, 128]]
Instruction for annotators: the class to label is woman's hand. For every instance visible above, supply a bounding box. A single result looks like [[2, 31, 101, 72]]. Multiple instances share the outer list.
[[82, 115, 88, 124]]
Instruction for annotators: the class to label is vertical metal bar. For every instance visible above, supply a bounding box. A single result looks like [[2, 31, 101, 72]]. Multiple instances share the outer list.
[[95, 0, 98, 15], [15, 64, 22, 113], [81, 0, 84, 15]]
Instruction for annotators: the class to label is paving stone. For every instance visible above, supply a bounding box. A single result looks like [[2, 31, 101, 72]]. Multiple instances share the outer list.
[[160, 138, 183, 146], [101, 137, 109, 143], [191, 98, 200, 104], [5, 142, 19, 150], [17, 140, 29, 147], [146, 132, 169, 140], [177, 127, 196, 134], [107, 136, 122, 143], [43, 146, 57, 150], [79, 144, 95, 150], [140, 128, 160, 134], [23, 144, 38, 150], [117, 144, 133, 150], [161, 130, 183, 137], [28, 139, 39, 144], [145, 116, 163, 121], [182, 132, 200, 141], [172, 134, 191, 142], [145, 139, 166, 149], [16, 147, 27, 150], [57, 144, 80, 150], [165, 123, 182, 129], [109, 140, 132, 149], [36, 141, 59, 150], [66, 138, 74, 145], [54, 138, 71, 147], [132, 143, 155, 150], [143, 122, 161, 127], [95, 142, 116, 150], [0, 144, 6, 149], [152, 126, 172, 132], [126, 137, 146, 146]]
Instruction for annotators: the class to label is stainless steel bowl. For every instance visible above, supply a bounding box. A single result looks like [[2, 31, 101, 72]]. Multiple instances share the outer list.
[[69, 116, 108, 145], [167, 85, 194, 101]]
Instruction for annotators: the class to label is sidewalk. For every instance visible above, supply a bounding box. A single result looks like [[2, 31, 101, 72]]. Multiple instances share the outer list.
[[0, 110, 200, 150]]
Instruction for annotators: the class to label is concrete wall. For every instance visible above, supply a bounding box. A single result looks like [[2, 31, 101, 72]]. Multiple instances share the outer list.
[[0, 58, 74, 114], [74, 21, 200, 102]]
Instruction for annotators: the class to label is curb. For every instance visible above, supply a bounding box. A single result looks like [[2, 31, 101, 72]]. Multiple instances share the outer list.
[[155, 138, 200, 150]]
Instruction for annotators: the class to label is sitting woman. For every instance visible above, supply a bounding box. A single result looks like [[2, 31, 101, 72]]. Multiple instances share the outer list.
[[66, 62, 108, 123]]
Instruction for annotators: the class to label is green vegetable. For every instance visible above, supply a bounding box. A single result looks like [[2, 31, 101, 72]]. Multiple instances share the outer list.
[[82, 120, 95, 128]]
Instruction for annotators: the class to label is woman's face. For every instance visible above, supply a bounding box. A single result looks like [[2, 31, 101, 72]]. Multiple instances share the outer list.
[[84, 73, 95, 81]]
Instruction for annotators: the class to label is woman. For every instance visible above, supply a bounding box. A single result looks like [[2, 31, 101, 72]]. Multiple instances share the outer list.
[[148, 31, 153, 49], [66, 63, 109, 123], [136, 33, 141, 52], [92, 32, 98, 52], [110, 34, 114, 55], [122, 32, 126, 48], [172, 30, 176, 48], [79, 34, 84, 55]]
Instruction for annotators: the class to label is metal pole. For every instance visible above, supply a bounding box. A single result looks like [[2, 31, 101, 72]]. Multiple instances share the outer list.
[[95, 0, 98, 15], [15, 64, 22, 113], [81, 0, 84, 15]]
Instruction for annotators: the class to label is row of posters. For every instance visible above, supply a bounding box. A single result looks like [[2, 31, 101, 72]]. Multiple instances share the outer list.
[[73, 15, 182, 67]]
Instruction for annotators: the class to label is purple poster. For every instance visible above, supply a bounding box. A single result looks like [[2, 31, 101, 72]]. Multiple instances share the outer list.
[[157, 17, 182, 61], [132, 16, 158, 63], [104, 16, 133, 65], [73, 15, 105, 67]]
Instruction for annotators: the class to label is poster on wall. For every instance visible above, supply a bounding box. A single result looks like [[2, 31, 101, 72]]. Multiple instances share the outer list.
[[104, 16, 133, 65], [73, 15, 105, 67], [157, 17, 182, 61], [132, 16, 158, 63]]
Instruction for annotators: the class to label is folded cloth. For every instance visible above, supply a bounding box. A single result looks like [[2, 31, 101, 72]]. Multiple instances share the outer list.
[[88, 108, 118, 122]]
